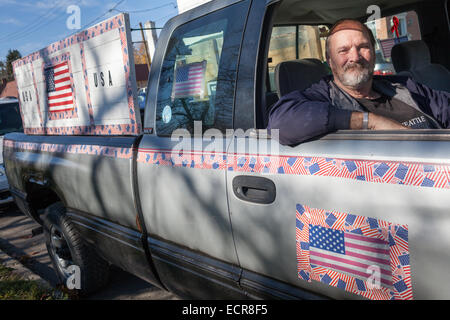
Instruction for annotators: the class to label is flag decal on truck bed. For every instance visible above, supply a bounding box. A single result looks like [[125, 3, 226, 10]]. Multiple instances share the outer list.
[[296, 204, 412, 300], [45, 61, 74, 113]]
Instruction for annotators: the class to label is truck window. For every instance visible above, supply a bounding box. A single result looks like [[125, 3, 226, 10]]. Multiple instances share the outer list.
[[156, 1, 249, 136], [267, 25, 330, 92], [266, 11, 421, 92], [262, 8, 424, 129], [0, 103, 23, 135], [365, 11, 421, 76]]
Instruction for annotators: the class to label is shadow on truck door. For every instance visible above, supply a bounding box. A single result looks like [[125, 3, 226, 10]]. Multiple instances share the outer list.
[[137, 0, 252, 299]]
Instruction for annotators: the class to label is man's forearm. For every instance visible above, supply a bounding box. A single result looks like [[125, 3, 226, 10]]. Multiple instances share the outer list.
[[350, 112, 364, 129], [267, 91, 349, 145], [350, 112, 409, 130]]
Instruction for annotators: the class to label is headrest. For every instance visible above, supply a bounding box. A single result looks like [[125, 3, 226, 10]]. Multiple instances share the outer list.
[[391, 40, 431, 72], [275, 59, 330, 97]]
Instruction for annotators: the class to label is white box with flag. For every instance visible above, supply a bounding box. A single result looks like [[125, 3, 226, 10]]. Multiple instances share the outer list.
[[12, 13, 141, 136]]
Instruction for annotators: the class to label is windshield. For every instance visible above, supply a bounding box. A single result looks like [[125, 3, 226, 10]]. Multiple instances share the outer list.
[[0, 103, 23, 135]]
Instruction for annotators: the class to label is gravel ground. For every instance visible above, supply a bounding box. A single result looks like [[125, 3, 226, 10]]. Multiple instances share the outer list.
[[0, 204, 179, 300]]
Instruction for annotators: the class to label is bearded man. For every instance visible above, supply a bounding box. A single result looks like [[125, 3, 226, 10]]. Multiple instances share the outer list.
[[267, 19, 450, 145]]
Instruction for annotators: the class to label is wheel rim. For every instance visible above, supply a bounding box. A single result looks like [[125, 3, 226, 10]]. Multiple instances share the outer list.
[[49, 226, 74, 279]]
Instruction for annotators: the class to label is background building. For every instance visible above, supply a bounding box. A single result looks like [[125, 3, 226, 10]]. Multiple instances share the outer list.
[[177, 0, 212, 13], [0, 79, 18, 98]]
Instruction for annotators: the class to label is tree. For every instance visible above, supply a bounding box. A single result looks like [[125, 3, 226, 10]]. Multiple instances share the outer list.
[[134, 43, 148, 65], [0, 61, 6, 80], [5, 49, 21, 81]]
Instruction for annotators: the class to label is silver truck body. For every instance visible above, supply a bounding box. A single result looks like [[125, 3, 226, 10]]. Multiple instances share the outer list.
[[4, 0, 450, 300]]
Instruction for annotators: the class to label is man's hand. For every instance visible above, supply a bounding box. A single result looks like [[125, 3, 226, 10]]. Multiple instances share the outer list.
[[350, 112, 409, 130]]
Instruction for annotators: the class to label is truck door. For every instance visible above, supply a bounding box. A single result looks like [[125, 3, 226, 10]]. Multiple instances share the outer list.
[[226, 0, 450, 300], [137, 0, 251, 299]]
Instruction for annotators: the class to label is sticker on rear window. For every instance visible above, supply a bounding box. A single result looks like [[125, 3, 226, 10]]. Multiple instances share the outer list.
[[162, 105, 172, 123]]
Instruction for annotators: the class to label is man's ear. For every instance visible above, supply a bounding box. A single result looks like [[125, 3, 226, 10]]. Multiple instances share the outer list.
[[325, 50, 331, 66], [326, 55, 334, 70], [325, 36, 333, 68]]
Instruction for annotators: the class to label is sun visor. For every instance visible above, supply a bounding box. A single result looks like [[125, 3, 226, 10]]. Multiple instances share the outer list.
[[12, 13, 142, 136]]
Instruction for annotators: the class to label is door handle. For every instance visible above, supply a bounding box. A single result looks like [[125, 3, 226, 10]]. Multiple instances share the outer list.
[[232, 175, 276, 204]]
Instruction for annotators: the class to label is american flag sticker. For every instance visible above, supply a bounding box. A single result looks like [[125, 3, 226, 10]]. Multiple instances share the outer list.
[[172, 61, 206, 100], [45, 61, 74, 112], [296, 204, 412, 300]]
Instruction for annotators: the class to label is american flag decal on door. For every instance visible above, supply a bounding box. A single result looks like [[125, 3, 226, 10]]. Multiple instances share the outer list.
[[45, 61, 74, 112], [296, 204, 412, 300]]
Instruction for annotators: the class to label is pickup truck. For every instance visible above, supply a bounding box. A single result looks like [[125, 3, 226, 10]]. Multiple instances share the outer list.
[[3, 0, 450, 300]]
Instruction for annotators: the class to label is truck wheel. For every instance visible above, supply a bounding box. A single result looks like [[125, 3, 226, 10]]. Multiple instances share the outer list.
[[43, 202, 110, 295]]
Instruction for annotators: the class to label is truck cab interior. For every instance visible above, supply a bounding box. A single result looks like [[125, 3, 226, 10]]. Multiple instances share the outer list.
[[257, 0, 450, 129]]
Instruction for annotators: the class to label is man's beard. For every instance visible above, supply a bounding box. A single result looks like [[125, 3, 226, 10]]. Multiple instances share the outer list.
[[337, 61, 373, 89]]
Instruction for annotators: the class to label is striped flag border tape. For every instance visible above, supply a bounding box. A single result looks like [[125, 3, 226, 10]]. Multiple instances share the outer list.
[[296, 203, 412, 300], [4, 142, 450, 190]]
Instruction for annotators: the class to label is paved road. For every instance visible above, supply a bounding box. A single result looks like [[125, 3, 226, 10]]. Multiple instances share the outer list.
[[0, 204, 178, 300]]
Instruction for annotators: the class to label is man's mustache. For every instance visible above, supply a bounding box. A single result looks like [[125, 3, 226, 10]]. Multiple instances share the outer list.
[[343, 60, 370, 71]]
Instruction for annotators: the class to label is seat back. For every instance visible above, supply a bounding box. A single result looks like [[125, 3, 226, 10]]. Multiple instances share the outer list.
[[391, 40, 450, 92], [274, 58, 330, 98]]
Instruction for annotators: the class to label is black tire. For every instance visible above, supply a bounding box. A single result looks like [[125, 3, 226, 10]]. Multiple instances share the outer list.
[[43, 202, 110, 295]]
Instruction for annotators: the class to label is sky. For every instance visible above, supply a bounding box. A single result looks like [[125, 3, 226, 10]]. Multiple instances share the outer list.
[[0, 0, 181, 62]]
